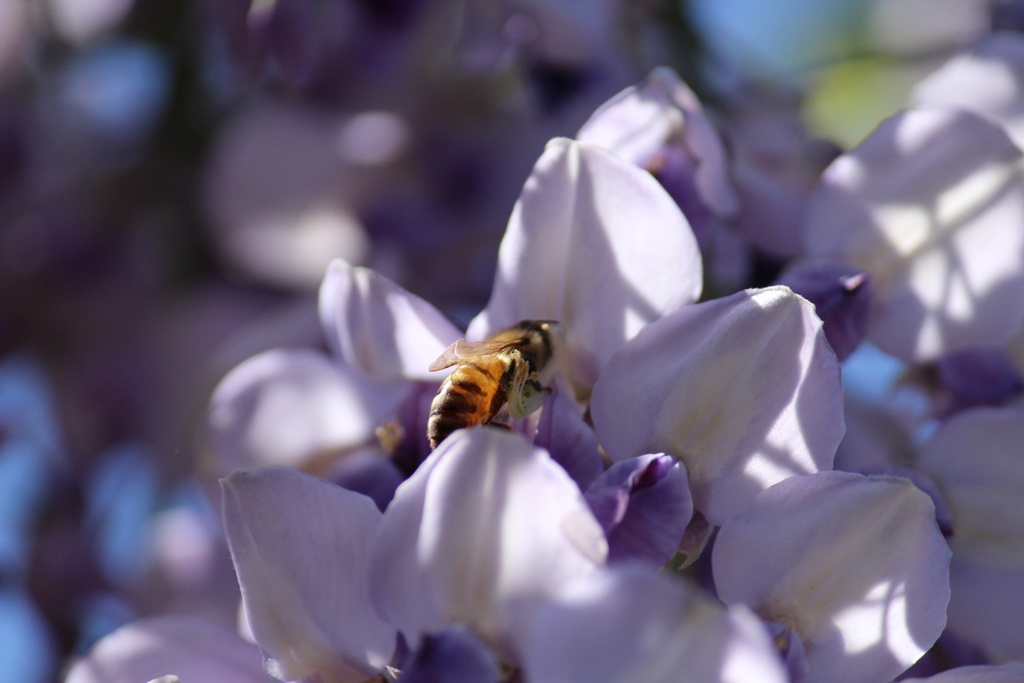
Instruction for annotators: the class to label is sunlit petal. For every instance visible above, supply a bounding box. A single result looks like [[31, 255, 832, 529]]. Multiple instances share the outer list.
[[369, 428, 606, 659], [468, 137, 702, 392], [713, 471, 951, 683], [221, 467, 394, 681], [591, 286, 844, 524], [917, 406, 1024, 569], [319, 259, 461, 381], [521, 562, 787, 683], [208, 348, 406, 473], [806, 107, 1024, 362]]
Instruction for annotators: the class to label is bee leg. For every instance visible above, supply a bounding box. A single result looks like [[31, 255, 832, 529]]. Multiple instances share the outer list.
[[484, 421, 515, 432]]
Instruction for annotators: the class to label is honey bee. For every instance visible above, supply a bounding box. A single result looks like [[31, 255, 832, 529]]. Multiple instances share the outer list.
[[427, 320, 555, 449]]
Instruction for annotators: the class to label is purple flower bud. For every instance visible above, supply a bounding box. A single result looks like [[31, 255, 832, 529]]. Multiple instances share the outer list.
[[777, 261, 874, 361], [399, 626, 500, 683], [936, 347, 1023, 417], [584, 454, 692, 566]]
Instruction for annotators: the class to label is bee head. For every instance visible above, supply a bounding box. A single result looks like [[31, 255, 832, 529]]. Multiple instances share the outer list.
[[515, 319, 556, 372]]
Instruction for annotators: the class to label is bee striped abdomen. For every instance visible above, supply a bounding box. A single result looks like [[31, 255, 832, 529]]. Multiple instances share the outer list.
[[427, 360, 505, 449]]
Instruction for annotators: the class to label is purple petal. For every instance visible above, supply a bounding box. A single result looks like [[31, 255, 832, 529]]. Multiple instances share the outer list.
[[221, 467, 395, 681], [208, 348, 406, 474], [533, 382, 603, 491], [369, 427, 606, 659], [943, 559, 1024, 663], [935, 348, 1023, 416], [467, 138, 702, 392], [65, 616, 264, 683], [521, 562, 787, 683], [713, 471, 951, 683], [776, 260, 874, 361], [591, 286, 844, 525], [398, 626, 500, 683], [584, 454, 692, 566], [805, 107, 1024, 362], [319, 259, 462, 381]]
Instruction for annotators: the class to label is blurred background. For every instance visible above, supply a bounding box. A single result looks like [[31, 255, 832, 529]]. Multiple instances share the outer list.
[[0, 0, 1013, 680]]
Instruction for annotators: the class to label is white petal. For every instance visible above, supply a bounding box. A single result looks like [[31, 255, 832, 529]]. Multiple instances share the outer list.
[[221, 467, 394, 681], [806, 107, 1024, 362], [319, 259, 461, 381], [370, 428, 606, 658], [577, 66, 739, 216], [468, 138, 702, 392], [713, 471, 951, 683], [65, 616, 264, 683], [208, 348, 406, 473], [917, 406, 1024, 569], [591, 286, 844, 525], [521, 563, 786, 683], [912, 33, 1024, 150]]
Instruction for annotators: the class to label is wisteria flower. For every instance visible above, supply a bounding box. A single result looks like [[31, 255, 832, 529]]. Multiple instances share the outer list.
[[221, 466, 396, 682], [712, 470, 951, 683], [805, 105, 1024, 363], [912, 33, 1024, 149], [370, 427, 607, 662], [917, 406, 1024, 662], [590, 285, 844, 525], [467, 137, 702, 396], [64, 616, 264, 683], [521, 562, 787, 683], [576, 66, 739, 234]]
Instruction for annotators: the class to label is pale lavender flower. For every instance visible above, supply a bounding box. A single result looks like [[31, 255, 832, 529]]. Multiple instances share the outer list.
[[805, 106, 1024, 363], [590, 285, 844, 526], [208, 257, 460, 478], [520, 562, 787, 683], [917, 406, 1024, 662], [63, 615, 264, 683], [369, 427, 607, 662], [221, 466, 396, 682], [912, 33, 1024, 150], [712, 471, 951, 683], [467, 137, 702, 395], [576, 67, 739, 235]]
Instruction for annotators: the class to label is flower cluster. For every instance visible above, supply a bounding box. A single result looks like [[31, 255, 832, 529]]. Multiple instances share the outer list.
[[1, 2, 1016, 683], [66, 39, 1024, 681]]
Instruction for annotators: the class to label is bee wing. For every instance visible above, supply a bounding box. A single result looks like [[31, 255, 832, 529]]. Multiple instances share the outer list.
[[427, 337, 523, 371]]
